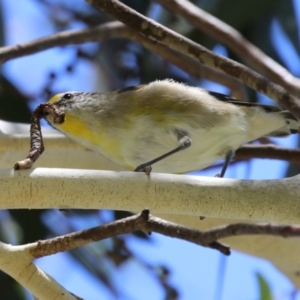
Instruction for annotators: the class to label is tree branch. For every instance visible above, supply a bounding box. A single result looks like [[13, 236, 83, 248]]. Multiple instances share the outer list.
[[2, 167, 300, 223], [29, 210, 229, 257], [235, 144, 300, 163], [155, 0, 300, 98], [3, 209, 300, 298], [26, 210, 300, 259], [85, 0, 300, 118], [0, 242, 76, 299], [0, 22, 128, 64], [0, 22, 245, 98], [8, 103, 300, 223]]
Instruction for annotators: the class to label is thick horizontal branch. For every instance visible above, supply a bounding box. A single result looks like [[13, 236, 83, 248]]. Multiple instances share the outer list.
[[2, 168, 300, 223], [155, 0, 300, 98], [86, 0, 300, 118]]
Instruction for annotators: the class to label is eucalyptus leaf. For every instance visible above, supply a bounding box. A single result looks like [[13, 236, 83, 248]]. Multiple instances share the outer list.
[[256, 272, 273, 300]]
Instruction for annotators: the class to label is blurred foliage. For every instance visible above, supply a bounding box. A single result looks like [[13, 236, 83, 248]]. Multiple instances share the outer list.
[[0, 0, 299, 298], [0, 75, 31, 123], [256, 272, 273, 300]]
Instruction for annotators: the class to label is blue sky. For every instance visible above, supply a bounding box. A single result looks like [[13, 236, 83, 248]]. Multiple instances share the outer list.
[[2, 0, 300, 299]]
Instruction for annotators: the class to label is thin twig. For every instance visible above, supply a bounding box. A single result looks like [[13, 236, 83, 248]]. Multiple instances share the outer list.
[[86, 0, 300, 118], [0, 22, 128, 64], [204, 222, 300, 241]]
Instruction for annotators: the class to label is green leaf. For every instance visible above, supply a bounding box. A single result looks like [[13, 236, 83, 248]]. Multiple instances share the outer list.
[[256, 272, 273, 300]]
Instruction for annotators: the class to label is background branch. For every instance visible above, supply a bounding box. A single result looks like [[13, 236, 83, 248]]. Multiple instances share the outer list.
[[235, 144, 300, 163], [0, 22, 245, 99], [155, 0, 300, 98], [86, 0, 300, 118]]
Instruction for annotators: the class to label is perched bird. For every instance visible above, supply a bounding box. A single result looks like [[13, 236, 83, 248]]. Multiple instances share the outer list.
[[45, 79, 299, 177]]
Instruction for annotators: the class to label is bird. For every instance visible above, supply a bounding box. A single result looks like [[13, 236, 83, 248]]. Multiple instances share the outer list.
[[45, 79, 300, 177]]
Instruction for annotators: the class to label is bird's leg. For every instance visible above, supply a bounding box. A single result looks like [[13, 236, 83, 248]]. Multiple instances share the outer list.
[[134, 131, 192, 174], [200, 149, 235, 220], [215, 149, 235, 178]]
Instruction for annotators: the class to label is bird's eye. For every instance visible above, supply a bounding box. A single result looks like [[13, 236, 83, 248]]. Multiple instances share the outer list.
[[62, 93, 73, 100]]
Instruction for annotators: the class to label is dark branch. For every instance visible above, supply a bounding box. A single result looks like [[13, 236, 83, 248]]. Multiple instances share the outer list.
[[30, 210, 300, 259], [236, 144, 300, 163], [85, 0, 300, 118], [30, 210, 230, 258], [155, 0, 300, 98]]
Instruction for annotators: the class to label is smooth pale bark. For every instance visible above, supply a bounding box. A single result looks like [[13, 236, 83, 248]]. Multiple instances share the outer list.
[[1, 120, 300, 288], [0, 242, 76, 299], [1, 168, 300, 223]]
